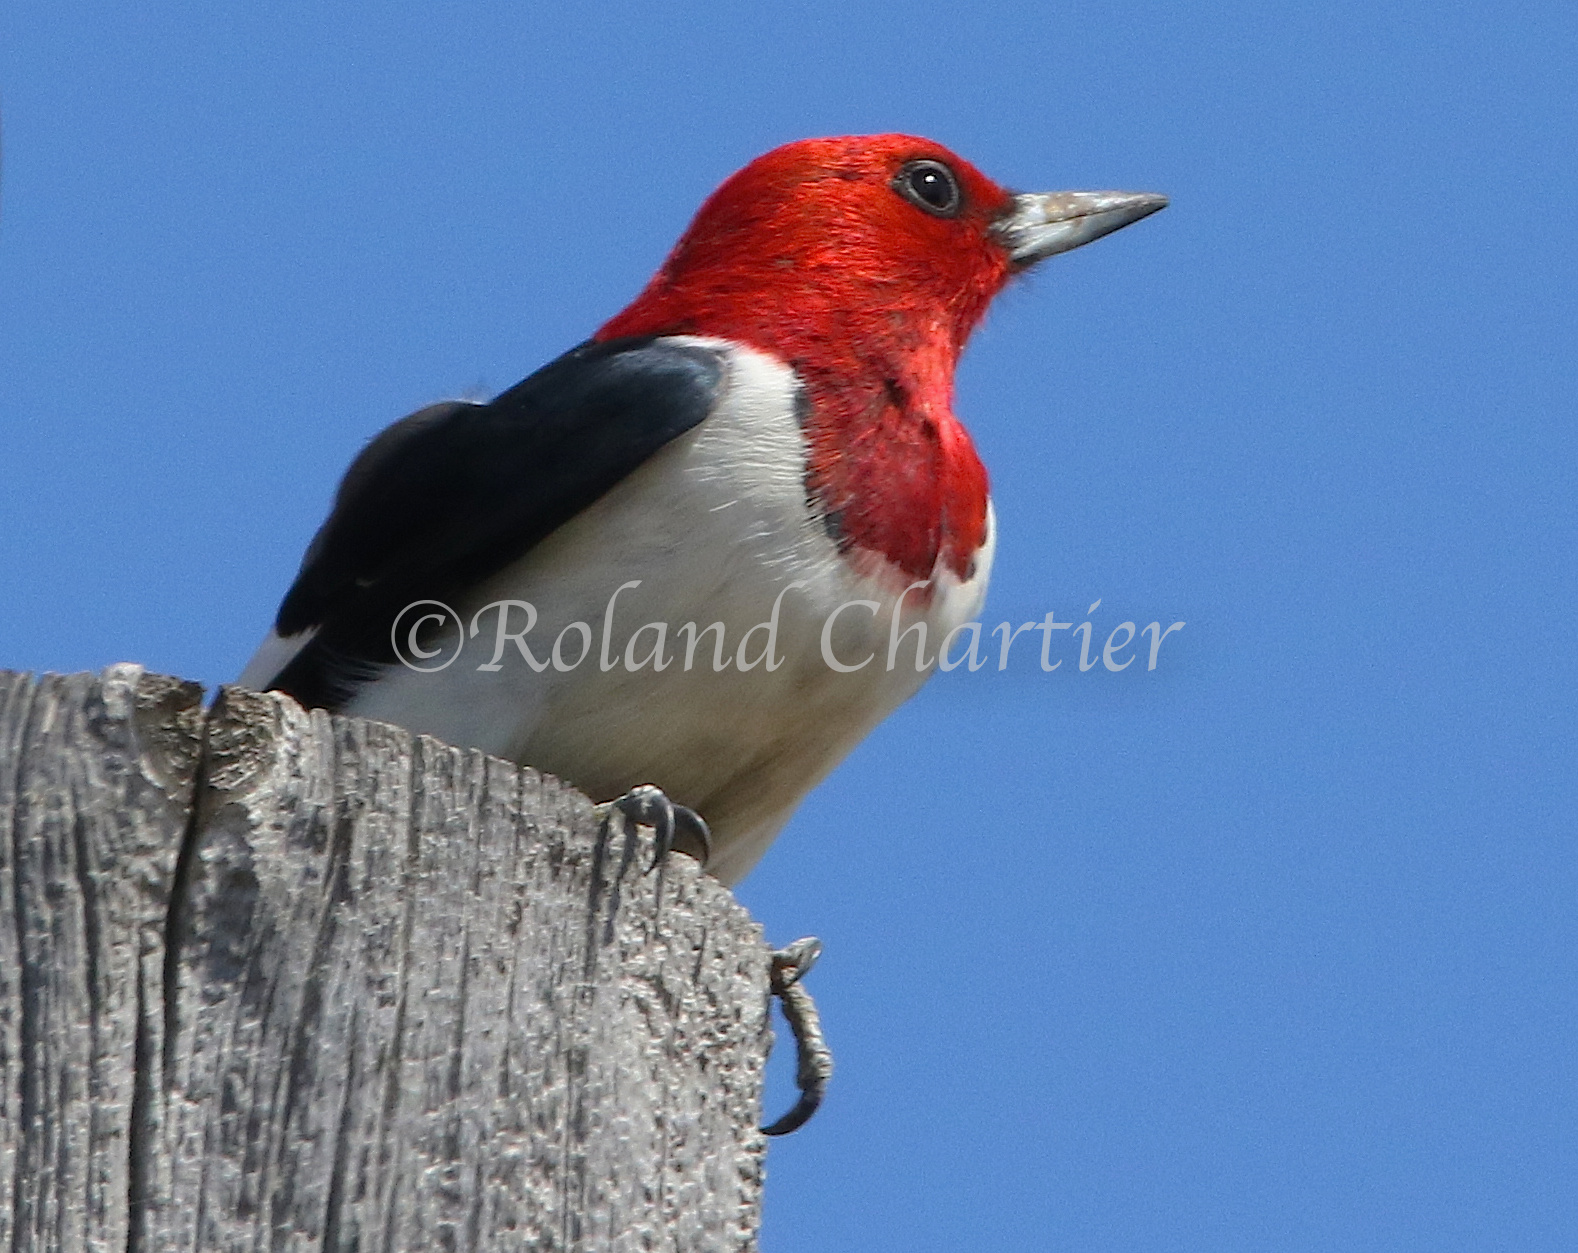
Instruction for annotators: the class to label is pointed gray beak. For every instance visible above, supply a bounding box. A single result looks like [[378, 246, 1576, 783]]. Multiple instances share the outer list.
[[997, 190, 1168, 266]]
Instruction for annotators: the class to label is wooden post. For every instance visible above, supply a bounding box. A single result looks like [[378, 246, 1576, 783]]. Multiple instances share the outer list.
[[0, 665, 771, 1252]]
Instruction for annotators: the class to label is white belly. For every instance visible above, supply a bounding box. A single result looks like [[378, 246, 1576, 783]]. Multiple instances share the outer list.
[[311, 340, 992, 883]]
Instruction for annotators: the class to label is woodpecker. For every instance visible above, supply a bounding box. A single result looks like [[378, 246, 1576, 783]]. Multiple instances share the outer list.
[[240, 134, 1165, 885]]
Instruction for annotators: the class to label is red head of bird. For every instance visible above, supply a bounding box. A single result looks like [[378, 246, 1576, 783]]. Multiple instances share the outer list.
[[598, 133, 1165, 587]]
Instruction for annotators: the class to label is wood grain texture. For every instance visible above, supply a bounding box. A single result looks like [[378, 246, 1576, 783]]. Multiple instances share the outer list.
[[0, 669, 772, 1252], [0, 665, 206, 1253]]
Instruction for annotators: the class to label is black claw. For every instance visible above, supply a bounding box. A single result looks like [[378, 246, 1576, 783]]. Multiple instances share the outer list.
[[762, 936, 832, 1137], [672, 806, 713, 866], [609, 784, 711, 871]]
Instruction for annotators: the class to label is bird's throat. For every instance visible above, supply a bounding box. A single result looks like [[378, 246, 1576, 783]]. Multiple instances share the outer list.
[[793, 344, 989, 586], [597, 279, 993, 587]]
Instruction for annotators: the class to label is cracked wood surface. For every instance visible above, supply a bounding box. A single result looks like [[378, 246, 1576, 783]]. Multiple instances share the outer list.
[[0, 666, 770, 1252]]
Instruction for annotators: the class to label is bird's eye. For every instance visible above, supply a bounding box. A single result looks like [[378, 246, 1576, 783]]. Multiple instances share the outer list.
[[894, 160, 962, 217]]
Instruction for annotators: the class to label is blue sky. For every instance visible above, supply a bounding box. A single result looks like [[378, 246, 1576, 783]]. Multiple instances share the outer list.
[[2, 2, 1575, 1249]]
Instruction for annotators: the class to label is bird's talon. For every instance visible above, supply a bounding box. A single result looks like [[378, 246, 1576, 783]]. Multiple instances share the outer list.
[[672, 806, 713, 867], [608, 784, 711, 871], [769, 936, 822, 992], [762, 935, 832, 1137]]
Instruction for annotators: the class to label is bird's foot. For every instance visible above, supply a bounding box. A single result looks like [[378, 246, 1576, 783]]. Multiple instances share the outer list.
[[602, 784, 712, 871], [761, 936, 832, 1136]]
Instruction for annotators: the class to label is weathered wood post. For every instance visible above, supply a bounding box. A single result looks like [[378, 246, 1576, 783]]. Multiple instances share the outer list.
[[0, 665, 773, 1251]]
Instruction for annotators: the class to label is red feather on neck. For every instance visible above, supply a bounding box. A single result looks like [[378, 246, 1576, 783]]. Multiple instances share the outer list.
[[597, 135, 1015, 583]]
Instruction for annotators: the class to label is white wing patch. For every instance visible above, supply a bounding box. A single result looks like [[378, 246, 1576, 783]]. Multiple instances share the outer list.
[[237, 626, 318, 690]]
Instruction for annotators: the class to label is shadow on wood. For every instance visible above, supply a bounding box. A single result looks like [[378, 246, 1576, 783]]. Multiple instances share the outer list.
[[0, 665, 771, 1252]]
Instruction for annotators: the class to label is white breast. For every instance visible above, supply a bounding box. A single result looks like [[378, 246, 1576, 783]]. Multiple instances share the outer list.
[[314, 338, 993, 883]]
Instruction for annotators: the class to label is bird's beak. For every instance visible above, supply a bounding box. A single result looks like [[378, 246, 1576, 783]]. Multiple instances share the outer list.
[[996, 190, 1168, 267]]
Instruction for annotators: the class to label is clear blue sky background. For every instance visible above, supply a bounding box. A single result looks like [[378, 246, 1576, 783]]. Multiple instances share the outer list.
[[3, 2, 1574, 1248]]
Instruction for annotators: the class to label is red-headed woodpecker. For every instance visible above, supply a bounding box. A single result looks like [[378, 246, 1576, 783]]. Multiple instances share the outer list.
[[241, 134, 1165, 885]]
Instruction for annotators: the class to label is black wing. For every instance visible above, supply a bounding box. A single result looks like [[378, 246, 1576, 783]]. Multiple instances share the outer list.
[[264, 336, 725, 709]]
